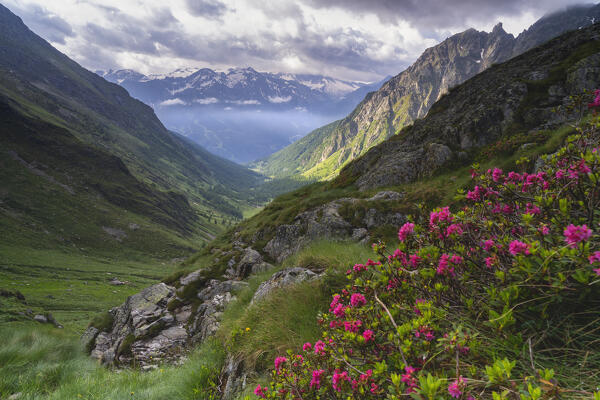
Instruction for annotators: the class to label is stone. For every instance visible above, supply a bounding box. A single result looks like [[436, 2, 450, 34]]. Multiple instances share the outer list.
[[251, 267, 319, 304], [33, 314, 47, 323]]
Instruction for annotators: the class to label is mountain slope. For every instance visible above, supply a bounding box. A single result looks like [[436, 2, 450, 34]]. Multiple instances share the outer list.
[[0, 4, 264, 252], [259, 3, 600, 180]]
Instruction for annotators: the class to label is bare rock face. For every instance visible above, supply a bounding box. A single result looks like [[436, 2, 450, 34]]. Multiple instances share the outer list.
[[85, 279, 246, 367], [226, 247, 274, 279], [251, 267, 319, 304]]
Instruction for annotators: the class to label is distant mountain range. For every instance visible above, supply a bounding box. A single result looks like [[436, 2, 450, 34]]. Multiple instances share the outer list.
[[256, 3, 600, 180], [97, 67, 389, 163], [0, 4, 265, 256]]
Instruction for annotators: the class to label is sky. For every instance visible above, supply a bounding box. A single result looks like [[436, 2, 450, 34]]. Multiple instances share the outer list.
[[3, 0, 595, 81]]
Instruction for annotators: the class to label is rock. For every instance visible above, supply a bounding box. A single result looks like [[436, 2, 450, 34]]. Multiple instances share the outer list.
[[8, 392, 22, 400], [85, 278, 248, 367], [220, 355, 247, 400], [81, 326, 100, 351], [367, 191, 403, 201], [352, 228, 368, 242], [33, 314, 47, 323], [235, 247, 262, 278], [32, 313, 63, 328], [251, 268, 319, 304], [180, 270, 203, 286], [109, 278, 128, 286]]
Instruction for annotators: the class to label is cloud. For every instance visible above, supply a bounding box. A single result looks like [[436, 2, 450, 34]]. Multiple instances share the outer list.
[[7, 3, 74, 44], [268, 95, 292, 103], [185, 0, 229, 19], [299, 0, 589, 29], [4, 0, 594, 82], [194, 97, 219, 104], [227, 99, 261, 105], [160, 98, 187, 106]]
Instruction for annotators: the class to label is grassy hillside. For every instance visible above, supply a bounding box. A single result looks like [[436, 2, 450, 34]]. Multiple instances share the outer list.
[[0, 3, 265, 247]]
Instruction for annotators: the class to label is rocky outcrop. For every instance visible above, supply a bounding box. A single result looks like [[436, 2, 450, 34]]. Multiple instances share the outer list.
[[225, 247, 274, 279], [251, 267, 319, 304], [85, 278, 246, 367], [263, 191, 405, 262]]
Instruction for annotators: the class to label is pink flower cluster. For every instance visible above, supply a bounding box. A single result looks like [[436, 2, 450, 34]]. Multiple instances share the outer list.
[[310, 369, 325, 389], [509, 240, 530, 256], [430, 206, 453, 227], [350, 293, 367, 307], [332, 370, 350, 391], [564, 224, 592, 248], [437, 253, 462, 276], [448, 376, 465, 398], [398, 222, 415, 241], [274, 356, 287, 371], [254, 384, 268, 398]]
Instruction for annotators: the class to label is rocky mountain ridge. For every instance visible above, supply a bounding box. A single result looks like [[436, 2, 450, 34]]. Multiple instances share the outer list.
[[258, 3, 600, 179], [98, 67, 388, 163]]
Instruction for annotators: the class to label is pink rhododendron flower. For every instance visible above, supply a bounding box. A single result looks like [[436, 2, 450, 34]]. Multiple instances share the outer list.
[[437, 254, 456, 276], [446, 223, 464, 236], [389, 248, 407, 264], [254, 384, 268, 398], [310, 369, 325, 389], [564, 224, 592, 248], [350, 293, 367, 307], [525, 203, 541, 215], [302, 342, 312, 351], [509, 240, 530, 256], [450, 254, 463, 264], [329, 294, 340, 311], [483, 239, 495, 251], [409, 254, 422, 267], [314, 340, 326, 355], [492, 167, 503, 182], [274, 356, 287, 371], [333, 304, 346, 318], [506, 171, 523, 183], [485, 256, 496, 268], [539, 225, 550, 235], [344, 320, 362, 333], [353, 263, 367, 272], [398, 222, 415, 241], [466, 186, 482, 201], [332, 370, 350, 391], [363, 329, 374, 342], [401, 366, 419, 393], [448, 376, 465, 398], [589, 251, 600, 264], [430, 206, 453, 226]]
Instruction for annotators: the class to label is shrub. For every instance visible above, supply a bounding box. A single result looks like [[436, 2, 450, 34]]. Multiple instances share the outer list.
[[254, 114, 600, 398]]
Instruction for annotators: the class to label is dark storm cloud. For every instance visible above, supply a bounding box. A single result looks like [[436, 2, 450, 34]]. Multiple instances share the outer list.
[[10, 3, 74, 44], [185, 0, 229, 19], [300, 0, 589, 28]]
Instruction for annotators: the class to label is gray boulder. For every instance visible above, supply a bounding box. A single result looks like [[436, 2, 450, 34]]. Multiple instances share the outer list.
[[251, 267, 319, 304]]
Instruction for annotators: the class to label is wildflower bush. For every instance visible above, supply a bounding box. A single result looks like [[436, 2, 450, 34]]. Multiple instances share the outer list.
[[255, 113, 600, 399]]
